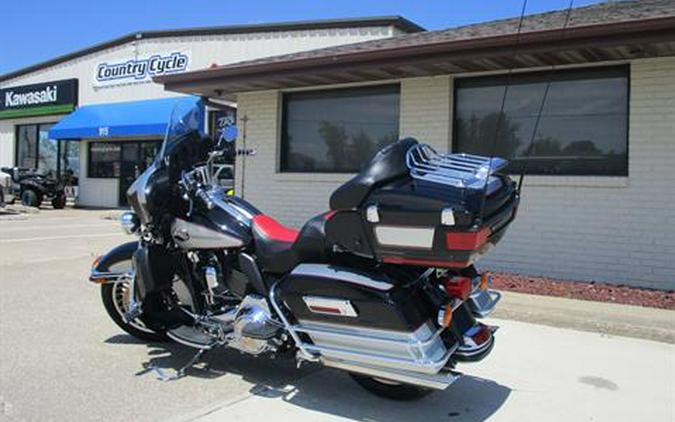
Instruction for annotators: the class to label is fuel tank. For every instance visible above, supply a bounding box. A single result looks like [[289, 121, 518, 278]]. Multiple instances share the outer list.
[[170, 193, 261, 250]]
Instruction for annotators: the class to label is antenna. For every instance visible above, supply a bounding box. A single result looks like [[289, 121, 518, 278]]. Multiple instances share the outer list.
[[479, 0, 577, 222], [477, 0, 529, 223], [519, 0, 575, 193]]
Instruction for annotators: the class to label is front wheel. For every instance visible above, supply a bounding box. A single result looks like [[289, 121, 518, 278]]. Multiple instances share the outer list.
[[101, 282, 167, 342], [21, 189, 41, 207], [349, 373, 433, 401]]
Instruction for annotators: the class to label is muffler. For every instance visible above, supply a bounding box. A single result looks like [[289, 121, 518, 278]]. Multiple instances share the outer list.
[[322, 358, 460, 390]]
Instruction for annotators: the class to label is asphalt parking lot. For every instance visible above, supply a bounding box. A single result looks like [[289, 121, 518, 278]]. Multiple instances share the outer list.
[[0, 208, 673, 422]]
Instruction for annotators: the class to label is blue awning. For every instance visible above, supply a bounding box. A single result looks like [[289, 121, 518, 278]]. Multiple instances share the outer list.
[[49, 96, 202, 140]]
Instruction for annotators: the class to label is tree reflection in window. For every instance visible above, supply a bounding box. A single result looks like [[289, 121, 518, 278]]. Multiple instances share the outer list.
[[454, 66, 628, 176], [282, 85, 400, 173]]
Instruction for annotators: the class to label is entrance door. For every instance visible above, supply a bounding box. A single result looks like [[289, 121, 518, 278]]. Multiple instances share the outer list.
[[118, 141, 162, 206]]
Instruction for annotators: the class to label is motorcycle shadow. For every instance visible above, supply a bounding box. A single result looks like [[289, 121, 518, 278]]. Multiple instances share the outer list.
[[254, 369, 511, 422], [107, 335, 510, 421], [105, 335, 320, 384]]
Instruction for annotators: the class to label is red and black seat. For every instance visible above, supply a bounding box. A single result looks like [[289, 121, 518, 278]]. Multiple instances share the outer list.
[[251, 213, 331, 273]]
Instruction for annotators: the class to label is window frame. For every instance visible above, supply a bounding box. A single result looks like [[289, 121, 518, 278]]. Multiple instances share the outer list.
[[14, 122, 58, 171], [279, 84, 401, 174], [451, 65, 630, 177], [87, 141, 122, 179]]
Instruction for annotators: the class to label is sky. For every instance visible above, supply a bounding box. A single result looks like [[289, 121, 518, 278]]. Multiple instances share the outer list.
[[1, 0, 605, 76]]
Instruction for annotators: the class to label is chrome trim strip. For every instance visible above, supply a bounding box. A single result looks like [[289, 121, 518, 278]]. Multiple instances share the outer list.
[[290, 264, 393, 291], [88, 270, 133, 284]]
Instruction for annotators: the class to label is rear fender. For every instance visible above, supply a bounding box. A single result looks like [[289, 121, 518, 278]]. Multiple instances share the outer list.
[[89, 241, 138, 284]]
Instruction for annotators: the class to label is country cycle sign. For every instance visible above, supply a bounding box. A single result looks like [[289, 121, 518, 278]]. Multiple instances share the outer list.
[[94, 51, 190, 87], [0, 79, 78, 119]]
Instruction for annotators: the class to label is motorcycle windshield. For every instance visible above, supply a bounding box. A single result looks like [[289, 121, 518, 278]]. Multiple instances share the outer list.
[[159, 99, 205, 161]]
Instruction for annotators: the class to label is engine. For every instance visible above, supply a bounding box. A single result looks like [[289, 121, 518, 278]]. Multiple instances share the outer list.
[[216, 295, 282, 355]]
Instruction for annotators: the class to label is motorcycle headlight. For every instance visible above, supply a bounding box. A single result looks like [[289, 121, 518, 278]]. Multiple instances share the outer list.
[[120, 211, 140, 235]]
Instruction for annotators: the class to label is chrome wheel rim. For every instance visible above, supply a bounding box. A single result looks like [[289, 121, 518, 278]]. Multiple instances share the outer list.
[[111, 281, 156, 334]]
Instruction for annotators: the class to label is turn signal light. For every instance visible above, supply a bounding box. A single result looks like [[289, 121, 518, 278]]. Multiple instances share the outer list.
[[442, 304, 453, 327], [443, 277, 472, 300], [91, 255, 102, 271], [479, 273, 490, 291]]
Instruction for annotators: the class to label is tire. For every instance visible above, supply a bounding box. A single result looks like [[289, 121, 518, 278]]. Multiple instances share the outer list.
[[101, 282, 167, 342], [349, 373, 433, 401], [51, 194, 67, 209], [21, 189, 40, 207]]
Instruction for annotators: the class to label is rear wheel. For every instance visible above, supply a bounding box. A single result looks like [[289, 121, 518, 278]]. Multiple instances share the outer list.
[[101, 282, 167, 342], [349, 373, 433, 401], [21, 189, 40, 207], [51, 193, 67, 209]]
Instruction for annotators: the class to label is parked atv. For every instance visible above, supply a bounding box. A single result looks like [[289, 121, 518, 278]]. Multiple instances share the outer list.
[[0, 167, 67, 209]]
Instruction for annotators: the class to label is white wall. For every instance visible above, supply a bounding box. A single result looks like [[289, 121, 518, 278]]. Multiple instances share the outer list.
[[76, 140, 119, 208], [0, 26, 397, 104], [235, 57, 675, 289]]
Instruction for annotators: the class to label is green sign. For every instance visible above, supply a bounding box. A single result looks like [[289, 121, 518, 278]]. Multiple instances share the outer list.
[[0, 79, 78, 120]]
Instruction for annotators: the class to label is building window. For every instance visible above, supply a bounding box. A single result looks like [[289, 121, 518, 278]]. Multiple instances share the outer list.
[[16, 123, 61, 175], [16, 125, 38, 168], [281, 85, 400, 173], [88, 142, 121, 178], [454, 66, 628, 176]]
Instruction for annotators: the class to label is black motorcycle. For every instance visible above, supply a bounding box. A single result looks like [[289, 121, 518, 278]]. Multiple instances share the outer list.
[[89, 102, 519, 400]]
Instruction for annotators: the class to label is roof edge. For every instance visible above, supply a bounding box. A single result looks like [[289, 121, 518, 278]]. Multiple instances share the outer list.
[[0, 16, 424, 84], [155, 15, 675, 93]]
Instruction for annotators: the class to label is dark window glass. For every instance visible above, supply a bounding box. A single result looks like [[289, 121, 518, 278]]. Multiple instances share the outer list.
[[37, 124, 58, 175], [16, 125, 37, 168], [60, 140, 80, 183], [89, 142, 121, 178], [281, 85, 400, 173], [454, 66, 628, 176]]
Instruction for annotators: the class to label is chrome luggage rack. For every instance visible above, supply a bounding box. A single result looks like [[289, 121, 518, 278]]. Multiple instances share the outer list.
[[406, 144, 508, 190]]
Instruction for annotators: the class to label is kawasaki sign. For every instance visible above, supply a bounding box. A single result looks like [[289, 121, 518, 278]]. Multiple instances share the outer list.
[[0, 79, 78, 119]]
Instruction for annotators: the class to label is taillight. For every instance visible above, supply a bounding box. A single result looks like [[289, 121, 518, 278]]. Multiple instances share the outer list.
[[443, 276, 472, 300], [466, 324, 492, 346], [445, 227, 491, 250]]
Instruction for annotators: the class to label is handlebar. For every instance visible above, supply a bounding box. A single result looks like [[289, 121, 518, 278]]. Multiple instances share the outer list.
[[195, 188, 214, 210]]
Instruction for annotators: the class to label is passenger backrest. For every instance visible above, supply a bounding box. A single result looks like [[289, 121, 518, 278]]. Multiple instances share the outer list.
[[329, 138, 418, 210]]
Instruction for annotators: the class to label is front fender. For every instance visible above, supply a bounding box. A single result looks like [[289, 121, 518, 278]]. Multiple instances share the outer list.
[[89, 241, 139, 283]]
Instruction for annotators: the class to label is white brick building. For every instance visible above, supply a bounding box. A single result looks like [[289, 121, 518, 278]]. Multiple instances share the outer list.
[[158, 1, 675, 289]]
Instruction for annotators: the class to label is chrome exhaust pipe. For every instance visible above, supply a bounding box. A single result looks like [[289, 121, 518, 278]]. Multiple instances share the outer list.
[[322, 358, 460, 390]]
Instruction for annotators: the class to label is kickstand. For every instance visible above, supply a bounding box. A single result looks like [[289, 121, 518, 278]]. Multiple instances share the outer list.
[[150, 349, 208, 382]]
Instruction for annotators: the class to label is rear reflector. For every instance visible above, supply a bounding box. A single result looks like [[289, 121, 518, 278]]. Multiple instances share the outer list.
[[445, 227, 491, 250], [382, 256, 470, 268], [444, 277, 472, 300]]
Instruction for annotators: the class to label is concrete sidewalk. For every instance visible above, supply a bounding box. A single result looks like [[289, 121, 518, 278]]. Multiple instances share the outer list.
[[494, 290, 675, 344], [176, 318, 674, 422]]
